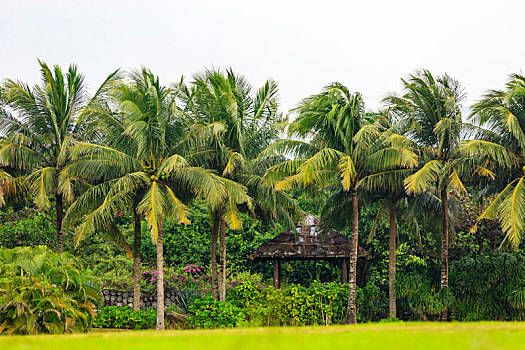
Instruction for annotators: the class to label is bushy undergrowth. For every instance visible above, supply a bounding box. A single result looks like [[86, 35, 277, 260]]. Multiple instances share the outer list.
[[227, 281, 349, 326], [187, 297, 244, 328], [79, 243, 134, 290], [450, 252, 525, 321], [0, 246, 101, 334], [0, 207, 56, 249], [395, 252, 525, 321], [92, 306, 156, 329]]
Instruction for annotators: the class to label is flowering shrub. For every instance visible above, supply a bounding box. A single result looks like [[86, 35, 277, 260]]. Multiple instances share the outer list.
[[183, 264, 205, 275], [141, 266, 211, 294]]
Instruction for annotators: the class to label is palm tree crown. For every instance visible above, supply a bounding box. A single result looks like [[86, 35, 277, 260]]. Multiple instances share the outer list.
[[464, 74, 525, 248], [0, 60, 117, 253], [384, 69, 471, 321]]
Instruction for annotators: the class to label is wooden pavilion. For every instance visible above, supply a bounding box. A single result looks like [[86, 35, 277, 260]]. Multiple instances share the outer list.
[[250, 215, 372, 288]]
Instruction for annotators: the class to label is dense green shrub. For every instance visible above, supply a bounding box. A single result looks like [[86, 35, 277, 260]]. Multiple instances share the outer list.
[[226, 281, 349, 326], [92, 306, 156, 329], [0, 246, 101, 335], [394, 251, 525, 321], [395, 272, 450, 321], [450, 252, 525, 321], [78, 241, 134, 290], [0, 207, 56, 249], [187, 297, 244, 328]]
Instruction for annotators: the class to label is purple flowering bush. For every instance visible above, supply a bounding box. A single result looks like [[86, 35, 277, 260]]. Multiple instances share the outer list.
[[141, 265, 211, 294], [183, 264, 204, 275]]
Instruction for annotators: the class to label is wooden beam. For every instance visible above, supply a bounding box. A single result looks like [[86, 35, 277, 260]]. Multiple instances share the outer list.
[[341, 258, 348, 284], [273, 257, 281, 289]]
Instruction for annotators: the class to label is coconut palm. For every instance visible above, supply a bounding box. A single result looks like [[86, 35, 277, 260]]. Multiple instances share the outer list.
[[384, 69, 471, 321], [263, 83, 417, 323], [0, 60, 118, 253], [462, 73, 525, 248], [360, 112, 420, 318], [179, 68, 301, 301], [365, 186, 449, 318], [64, 68, 250, 329]]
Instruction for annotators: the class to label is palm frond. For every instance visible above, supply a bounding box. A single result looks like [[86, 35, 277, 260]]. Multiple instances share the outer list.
[[138, 181, 166, 242], [404, 160, 443, 195]]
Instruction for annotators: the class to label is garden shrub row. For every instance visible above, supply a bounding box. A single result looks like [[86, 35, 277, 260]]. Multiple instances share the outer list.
[[92, 306, 156, 329]]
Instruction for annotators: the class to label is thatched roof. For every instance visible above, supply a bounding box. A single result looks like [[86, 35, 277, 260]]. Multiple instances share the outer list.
[[250, 215, 371, 260]]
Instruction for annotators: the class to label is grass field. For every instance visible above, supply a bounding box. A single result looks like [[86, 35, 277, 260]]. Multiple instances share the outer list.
[[2, 322, 525, 350]]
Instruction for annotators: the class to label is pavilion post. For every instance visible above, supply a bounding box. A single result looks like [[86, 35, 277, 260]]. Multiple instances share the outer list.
[[273, 257, 281, 289], [341, 257, 348, 284]]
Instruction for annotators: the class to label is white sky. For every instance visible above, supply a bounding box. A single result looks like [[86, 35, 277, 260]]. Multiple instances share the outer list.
[[1, 0, 524, 112]]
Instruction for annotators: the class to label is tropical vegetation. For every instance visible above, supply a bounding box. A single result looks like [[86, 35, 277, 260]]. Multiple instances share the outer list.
[[1, 61, 525, 334]]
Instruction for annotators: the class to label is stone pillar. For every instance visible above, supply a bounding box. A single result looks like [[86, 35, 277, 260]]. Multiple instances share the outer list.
[[273, 257, 281, 289]]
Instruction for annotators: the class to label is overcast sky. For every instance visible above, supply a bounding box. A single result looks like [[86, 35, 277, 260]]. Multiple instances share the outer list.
[[1, 0, 524, 113]]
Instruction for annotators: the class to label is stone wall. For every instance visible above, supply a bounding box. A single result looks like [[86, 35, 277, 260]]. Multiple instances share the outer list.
[[102, 289, 179, 309]]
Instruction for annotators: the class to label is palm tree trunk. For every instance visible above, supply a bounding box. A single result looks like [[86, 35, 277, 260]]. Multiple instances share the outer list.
[[440, 187, 449, 322], [156, 220, 165, 330], [133, 208, 142, 311], [211, 211, 220, 300], [388, 199, 397, 318], [56, 194, 64, 254], [346, 188, 359, 324], [219, 218, 227, 302]]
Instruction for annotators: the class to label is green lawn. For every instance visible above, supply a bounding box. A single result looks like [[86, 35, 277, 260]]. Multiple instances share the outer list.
[[2, 322, 525, 350]]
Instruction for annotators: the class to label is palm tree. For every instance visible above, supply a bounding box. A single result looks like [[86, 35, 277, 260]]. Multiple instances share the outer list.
[[365, 185, 447, 318], [180, 68, 300, 301], [462, 73, 525, 248], [361, 112, 420, 318], [263, 83, 417, 323], [384, 70, 470, 321], [0, 60, 118, 253], [64, 68, 249, 329]]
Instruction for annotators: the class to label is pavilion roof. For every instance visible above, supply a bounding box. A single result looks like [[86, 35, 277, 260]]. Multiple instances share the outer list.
[[250, 215, 371, 260]]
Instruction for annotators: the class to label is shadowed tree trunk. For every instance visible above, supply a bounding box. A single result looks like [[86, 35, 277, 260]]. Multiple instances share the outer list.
[[56, 194, 64, 254], [219, 218, 227, 302], [133, 208, 142, 311], [211, 211, 220, 300], [440, 187, 449, 322], [388, 199, 397, 318], [156, 220, 165, 330], [346, 188, 359, 324]]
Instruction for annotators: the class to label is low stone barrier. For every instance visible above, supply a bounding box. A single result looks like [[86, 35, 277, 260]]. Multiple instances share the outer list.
[[101, 289, 179, 309]]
